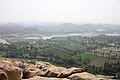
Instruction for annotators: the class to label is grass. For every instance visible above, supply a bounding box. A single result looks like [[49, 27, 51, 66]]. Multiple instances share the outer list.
[[80, 53, 97, 61], [39, 37, 87, 50], [69, 44, 86, 49], [0, 51, 7, 55]]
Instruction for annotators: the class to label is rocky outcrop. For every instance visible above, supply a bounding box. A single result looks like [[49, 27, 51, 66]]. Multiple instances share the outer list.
[[0, 57, 21, 80], [23, 61, 84, 78], [23, 61, 112, 80], [23, 76, 69, 80], [0, 69, 8, 80], [22, 64, 41, 79], [0, 57, 21, 67], [0, 57, 112, 80], [68, 72, 103, 80], [58, 67, 84, 78], [39, 65, 84, 78]]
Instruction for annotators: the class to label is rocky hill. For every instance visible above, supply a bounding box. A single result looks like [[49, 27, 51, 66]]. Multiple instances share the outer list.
[[0, 57, 114, 80], [0, 23, 39, 35], [1, 23, 120, 35]]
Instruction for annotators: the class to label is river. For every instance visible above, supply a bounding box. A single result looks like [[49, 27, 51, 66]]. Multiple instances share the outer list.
[[0, 38, 9, 44]]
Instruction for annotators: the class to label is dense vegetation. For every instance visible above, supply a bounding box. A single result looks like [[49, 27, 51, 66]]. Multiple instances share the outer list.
[[0, 36, 120, 78], [86, 62, 120, 78]]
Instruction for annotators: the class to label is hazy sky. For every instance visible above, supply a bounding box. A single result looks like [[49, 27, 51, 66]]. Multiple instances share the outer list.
[[0, 0, 120, 24]]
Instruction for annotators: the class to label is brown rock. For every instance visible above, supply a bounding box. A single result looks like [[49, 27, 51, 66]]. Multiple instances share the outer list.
[[0, 57, 111, 80], [68, 72, 108, 80], [58, 67, 84, 78], [0, 69, 8, 80], [39, 66, 66, 77], [23, 64, 41, 78], [0, 57, 21, 67], [0, 60, 21, 80], [39, 65, 84, 78], [23, 76, 70, 80]]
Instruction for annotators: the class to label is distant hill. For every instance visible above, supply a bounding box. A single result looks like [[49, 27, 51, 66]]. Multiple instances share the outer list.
[[0, 23, 39, 35], [0, 23, 120, 35]]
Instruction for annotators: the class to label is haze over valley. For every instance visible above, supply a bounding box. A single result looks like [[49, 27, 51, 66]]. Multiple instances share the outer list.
[[0, 0, 120, 80]]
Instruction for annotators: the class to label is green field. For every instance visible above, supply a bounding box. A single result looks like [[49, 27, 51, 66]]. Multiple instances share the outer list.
[[79, 53, 97, 61], [0, 51, 7, 55], [39, 37, 87, 50]]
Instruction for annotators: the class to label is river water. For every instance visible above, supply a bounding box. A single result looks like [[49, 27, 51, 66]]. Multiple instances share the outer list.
[[0, 38, 9, 44]]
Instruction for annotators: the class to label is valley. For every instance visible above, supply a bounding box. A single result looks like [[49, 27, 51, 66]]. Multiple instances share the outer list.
[[0, 23, 120, 79]]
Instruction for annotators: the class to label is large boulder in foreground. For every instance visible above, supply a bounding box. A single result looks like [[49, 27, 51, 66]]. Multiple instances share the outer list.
[[23, 76, 70, 80], [68, 72, 110, 80], [0, 58, 21, 80], [0, 69, 8, 80]]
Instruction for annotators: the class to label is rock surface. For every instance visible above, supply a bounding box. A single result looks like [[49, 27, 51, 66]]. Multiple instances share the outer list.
[[0, 69, 8, 80], [68, 72, 109, 80], [0, 57, 21, 80], [22, 64, 41, 78], [39, 65, 84, 78], [23, 76, 69, 80], [23, 61, 84, 78], [0, 57, 113, 80], [23, 61, 112, 80]]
